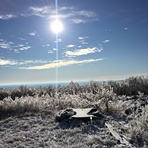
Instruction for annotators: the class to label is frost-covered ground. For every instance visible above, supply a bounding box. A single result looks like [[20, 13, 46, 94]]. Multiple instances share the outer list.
[[0, 95, 147, 148], [0, 111, 127, 148]]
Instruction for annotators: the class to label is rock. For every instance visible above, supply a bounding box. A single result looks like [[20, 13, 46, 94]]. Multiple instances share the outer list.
[[125, 108, 132, 115], [56, 108, 76, 122]]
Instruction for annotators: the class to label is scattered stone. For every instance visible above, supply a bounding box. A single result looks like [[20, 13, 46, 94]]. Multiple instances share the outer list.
[[125, 108, 132, 115]]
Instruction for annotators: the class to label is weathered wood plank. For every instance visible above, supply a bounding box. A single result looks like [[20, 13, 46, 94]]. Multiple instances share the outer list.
[[105, 123, 131, 145]]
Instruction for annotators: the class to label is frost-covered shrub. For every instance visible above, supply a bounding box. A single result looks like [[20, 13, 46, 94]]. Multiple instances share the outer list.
[[11, 89, 22, 100], [0, 89, 9, 100], [108, 76, 148, 96], [10, 86, 35, 100], [46, 85, 56, 97], [95, 86, 119, 114], [128, 105, 148, 147]]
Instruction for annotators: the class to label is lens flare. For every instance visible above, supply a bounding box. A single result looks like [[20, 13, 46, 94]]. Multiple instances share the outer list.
[[51, 19, 63, 34]]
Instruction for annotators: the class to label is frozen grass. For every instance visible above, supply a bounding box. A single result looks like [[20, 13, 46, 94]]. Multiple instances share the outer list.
[[128, 105, 148, 147], [0, 92, 125, 116], [0, 111, 119, 148], [0, 76, 148, 147], [0, 93, 147, 147]]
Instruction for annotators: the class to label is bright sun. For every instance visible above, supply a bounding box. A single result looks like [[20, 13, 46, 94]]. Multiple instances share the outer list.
[[51, 19, 63, 34]]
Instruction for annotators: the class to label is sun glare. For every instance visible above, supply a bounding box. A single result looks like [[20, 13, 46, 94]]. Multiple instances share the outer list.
[[51, 19, 63, 34]]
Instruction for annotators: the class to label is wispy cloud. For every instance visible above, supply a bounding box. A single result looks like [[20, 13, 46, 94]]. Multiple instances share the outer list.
[[0, 41, 10, 49], [103, 40, 110, 43], [42, 44, 50, 47], [14, 44, 31, 53], [71, 18, 87, 24], [54, 39, 62, 43], [81, 41, 88, 45], [78, 36, 89, 40], [66, 44, 75, 48], [0, 14, 16, 20], [29, 6, 98, 24], [18, 37, 26, 41], [18, 45, 31, 51], [75, 10, 97, 18], [18, 60, 48, 65], [0, 39, 13, 49], [70, 10, 97, 24], [0, 39, 31, 53], [28, 31, 37, 36], [65, 47, 102, 57], [0, 58, 49, 66], [29, 6, 50, 17], [78, 36, 89, 44], [48, 50, 54, 54], [21, 59, 103, 70], [0, 6, 97, 24], [53, 48, 58, 51], [0, 59, 17, 66], [46, 44, 50, 47]]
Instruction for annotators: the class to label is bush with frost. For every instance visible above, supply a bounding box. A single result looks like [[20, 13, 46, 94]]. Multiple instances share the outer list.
[[128, 105, 148, 146]]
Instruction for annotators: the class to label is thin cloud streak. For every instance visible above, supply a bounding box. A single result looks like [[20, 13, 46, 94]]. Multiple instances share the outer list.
[[54, 39, 62, 43], [0, 14, 16, 20], [78, 36, 89, 40], [14, 45, 31, 53], [0, 6, 98, 24], [0, 42, 11, 49], [28, 32, 37, 36], [29, 6, 98, 24], [103, 40, 110, 43], [48, 50, 54, 54], [67, 44, 75, 48], [29, 6, 50, 17], [21, 59, 104, 70], [78, 36, 89, 44], [0, 39, 31, 52], [18, 60, 48, 65], [0, 59, 49, 66], [0, 39, 13, 49], [75, 10, 97, 18], [71, 18, 87, 24], [0, 59, 17, 66], [65, 47, 102, 57]]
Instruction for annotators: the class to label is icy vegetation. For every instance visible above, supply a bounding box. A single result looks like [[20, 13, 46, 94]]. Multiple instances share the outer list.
[[0, 76, 148, 147]]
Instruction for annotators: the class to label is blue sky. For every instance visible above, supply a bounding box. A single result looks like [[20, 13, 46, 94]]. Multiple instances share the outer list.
[[0, 0, 148, 85]]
